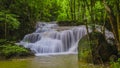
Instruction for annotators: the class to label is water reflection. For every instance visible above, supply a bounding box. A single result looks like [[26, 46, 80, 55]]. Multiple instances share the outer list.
[[0, 54, 109, 68], [0, 55, 78, 68]]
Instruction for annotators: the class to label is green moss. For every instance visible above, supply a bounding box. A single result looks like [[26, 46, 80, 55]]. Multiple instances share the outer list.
[[110, 58, 120, 68], [78, 35, 93, 63], [78, 31, 118, 64], [0, 43, 34, 59]]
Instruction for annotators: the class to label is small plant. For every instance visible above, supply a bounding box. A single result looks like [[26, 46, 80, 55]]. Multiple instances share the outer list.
[[110, 58, 120, 68]]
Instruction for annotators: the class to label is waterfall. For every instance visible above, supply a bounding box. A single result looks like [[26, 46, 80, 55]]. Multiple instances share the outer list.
[[19, 22, 114, 56]]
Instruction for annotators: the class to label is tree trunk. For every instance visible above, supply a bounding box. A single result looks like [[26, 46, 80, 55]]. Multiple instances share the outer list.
[[116, 0, 120, 41], [4, 15, 7, 39], [73, 0, 76, 20], [103, 0, 120, 49], [70, 0, 73, 20], [5, 22, 7, 39]]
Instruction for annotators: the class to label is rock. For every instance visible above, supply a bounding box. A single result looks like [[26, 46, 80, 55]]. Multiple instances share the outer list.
[[78, 31, 118, 64]]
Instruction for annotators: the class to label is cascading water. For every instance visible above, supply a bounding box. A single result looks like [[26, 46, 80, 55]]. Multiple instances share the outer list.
[[19, 22, 114, 56]]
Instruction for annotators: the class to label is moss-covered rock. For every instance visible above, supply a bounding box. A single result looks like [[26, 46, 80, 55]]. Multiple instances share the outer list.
[[0, 41, 34, 59], [78, 35, 92, 63], [78, 31, 118, 64]]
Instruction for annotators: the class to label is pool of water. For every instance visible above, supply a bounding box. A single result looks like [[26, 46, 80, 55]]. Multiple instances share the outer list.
[[0, 54, 109, 68], [0, 54, 78, 68]]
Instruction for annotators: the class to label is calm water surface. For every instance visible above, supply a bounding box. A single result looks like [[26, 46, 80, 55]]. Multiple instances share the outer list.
[[0, 55, 78, 68], [0, 54, 109, 68]]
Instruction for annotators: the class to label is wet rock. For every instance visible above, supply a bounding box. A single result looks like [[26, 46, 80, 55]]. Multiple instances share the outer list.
[[78, 31, 118, 64]]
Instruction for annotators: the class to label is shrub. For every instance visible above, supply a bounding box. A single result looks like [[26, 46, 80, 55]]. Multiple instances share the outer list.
[[0, 44, 34, 59], [110, 58, 120, 68]]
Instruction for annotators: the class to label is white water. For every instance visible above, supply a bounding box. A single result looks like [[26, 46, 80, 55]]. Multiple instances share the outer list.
[[19, 22, 114, 56]]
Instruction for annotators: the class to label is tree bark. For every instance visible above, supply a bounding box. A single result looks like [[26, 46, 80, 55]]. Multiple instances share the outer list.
[[116, 0, 120, 41], [73, 0, 76, 20], [103, 0, 120, 49], [70, 0, 73, 20]]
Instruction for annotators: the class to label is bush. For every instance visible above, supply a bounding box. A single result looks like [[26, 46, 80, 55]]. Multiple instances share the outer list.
[[0, 43, 34, 59], [110, 58, 120, 68]]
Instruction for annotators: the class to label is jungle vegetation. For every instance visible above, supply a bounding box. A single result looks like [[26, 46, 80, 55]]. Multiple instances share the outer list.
[[0, 0, 120, 66], [0, 0, 119, 41]]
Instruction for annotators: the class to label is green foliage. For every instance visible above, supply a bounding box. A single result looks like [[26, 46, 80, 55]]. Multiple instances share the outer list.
[[0, 0, 63, 40], [0, 39, 7, 45], [78, 31, 118, 64], [0, 11, 20, 29], [57, 13, 68, 21], [0, 0, 119, 41], [0, 40, 33, 59], [1, 45, 27, 56], [110, 58, 120, 68], [78, 35, 92, 63]]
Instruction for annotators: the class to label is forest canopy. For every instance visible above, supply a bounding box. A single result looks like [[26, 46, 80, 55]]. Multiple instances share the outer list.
[[0, 0, 119, 42]]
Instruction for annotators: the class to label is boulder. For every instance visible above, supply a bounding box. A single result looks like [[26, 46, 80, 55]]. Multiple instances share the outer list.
[[78, 31, 118, 64]]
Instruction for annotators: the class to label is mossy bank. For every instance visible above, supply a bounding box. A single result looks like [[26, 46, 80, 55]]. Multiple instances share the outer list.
[[0, 39, 34, 60]]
